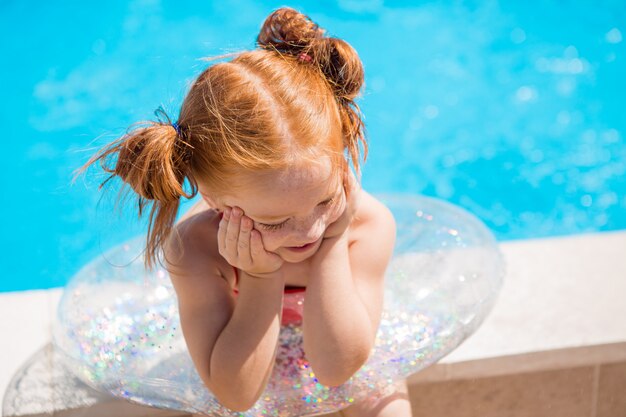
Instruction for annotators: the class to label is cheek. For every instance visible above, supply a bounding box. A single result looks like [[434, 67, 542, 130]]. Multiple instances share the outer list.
[[256, 227, 287, 249], [327, 195, 346, 222]]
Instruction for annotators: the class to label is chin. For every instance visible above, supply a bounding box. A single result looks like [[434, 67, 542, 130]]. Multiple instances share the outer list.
[[279, 249, 315, 263]]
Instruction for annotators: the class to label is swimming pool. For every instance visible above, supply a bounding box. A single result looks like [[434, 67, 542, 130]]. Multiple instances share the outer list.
[[1, 0, 624, 292]]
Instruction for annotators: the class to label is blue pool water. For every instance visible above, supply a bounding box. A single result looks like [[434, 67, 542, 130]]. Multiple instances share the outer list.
[[1, 1, 624, 292]]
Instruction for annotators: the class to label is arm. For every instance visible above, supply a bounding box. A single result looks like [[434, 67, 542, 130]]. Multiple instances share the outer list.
[[302, 197, 396, 386], [166, 214, 285, 411], [208, 270, 285, 410]]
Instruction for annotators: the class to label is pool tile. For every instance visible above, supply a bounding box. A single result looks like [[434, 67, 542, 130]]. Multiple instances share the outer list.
[[408, 363, 449, 383], [408, 366, 595, 417], [596, 361, 626, 417]]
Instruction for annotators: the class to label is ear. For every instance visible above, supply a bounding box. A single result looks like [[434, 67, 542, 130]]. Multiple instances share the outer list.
[[200, 193, 222, 211], [342, 164, 359, 198]]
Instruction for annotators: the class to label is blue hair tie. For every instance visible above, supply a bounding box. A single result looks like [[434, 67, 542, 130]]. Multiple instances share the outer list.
[[172, 122, 181, 137]]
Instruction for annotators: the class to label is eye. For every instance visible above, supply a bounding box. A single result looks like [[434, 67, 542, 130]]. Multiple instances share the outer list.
[[320, 197, 335, 207], [259, 220, 288, 231]]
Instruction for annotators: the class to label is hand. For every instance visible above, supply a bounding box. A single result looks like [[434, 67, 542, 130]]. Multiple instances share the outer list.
[[217, 206, 284, 278], [323, 170, 361, 239]]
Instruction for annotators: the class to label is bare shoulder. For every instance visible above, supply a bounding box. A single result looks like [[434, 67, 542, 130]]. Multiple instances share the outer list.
[[350, 190, 396, 244], [165, 204, 234, 288], [166, 207, 217, 268], [347, 189, 396, 279]]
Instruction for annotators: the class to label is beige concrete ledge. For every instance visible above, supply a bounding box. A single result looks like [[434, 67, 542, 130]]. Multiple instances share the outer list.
[[409, 342, 626, 384], [442, 231, 626, 364], [2, 231, 625, 417]]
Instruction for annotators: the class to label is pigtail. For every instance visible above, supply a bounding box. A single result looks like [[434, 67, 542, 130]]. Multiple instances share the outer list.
[[80, 116, 196, 269], [315, 38, 367, 175], [256, 7, 367, 174]]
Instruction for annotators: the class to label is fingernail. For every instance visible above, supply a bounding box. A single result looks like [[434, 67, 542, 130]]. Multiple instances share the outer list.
[[233, 207, 241, 217]]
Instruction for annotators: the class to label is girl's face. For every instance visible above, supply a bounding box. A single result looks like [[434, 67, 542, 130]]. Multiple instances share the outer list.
[[200, 159, 346, 263]]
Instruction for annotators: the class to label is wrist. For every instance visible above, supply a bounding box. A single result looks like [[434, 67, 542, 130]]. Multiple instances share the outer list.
[[322, 231, 349, 246], [311, 233, 349, 269], [241, 268, 285, 283]]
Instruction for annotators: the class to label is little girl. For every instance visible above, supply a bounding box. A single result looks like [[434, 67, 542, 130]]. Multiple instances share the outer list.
[[86, 8, 411, 417]]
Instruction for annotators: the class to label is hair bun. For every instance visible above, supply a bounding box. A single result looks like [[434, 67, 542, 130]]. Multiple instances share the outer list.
[[257, 8, 364, 100], [317, 37, 364, 100], [257, 7, 325, 52]]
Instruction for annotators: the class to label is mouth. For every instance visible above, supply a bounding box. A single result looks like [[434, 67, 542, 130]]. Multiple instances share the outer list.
[[285, 238, 321, 253]]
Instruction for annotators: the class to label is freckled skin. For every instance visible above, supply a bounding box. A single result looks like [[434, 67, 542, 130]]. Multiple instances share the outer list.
[[211, 160, 347, 263], [169, 158, 402, 414]]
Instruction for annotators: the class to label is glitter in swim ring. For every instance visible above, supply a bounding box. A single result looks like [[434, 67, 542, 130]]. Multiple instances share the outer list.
[[53, 195, 504, 416]]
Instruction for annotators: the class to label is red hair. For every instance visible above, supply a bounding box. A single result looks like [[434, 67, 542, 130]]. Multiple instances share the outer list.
[[82, 7, 367, 268]]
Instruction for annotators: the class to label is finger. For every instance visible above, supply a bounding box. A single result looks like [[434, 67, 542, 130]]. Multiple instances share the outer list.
[[225, 207, 243, 256], [250, 230, 280, 262], [223, 206, 232, 221], [250, 229, 266, 259], [250, 231, 283, 273], [217, 207, 230, 257], [237, 216, 253, 265]]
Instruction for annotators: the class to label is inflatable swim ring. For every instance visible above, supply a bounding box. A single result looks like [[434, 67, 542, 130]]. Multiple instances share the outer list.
[[53, 195, 504, 416]]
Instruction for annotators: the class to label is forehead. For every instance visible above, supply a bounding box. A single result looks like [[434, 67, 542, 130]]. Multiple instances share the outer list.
[[242, 159, 338, 200], [224, 159, 340, 219]]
